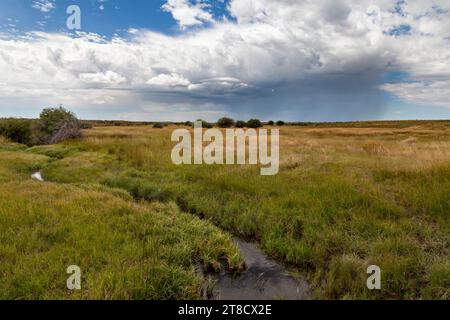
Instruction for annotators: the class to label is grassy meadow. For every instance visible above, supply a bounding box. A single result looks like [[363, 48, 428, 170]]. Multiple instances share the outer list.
[[0, 136, 243, 299], [0, 121, 449, 299]]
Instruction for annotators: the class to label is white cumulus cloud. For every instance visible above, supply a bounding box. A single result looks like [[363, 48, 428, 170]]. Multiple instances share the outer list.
[[162, 0, 214, 29]]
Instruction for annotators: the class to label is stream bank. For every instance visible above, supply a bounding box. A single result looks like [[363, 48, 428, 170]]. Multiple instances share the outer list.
[[205, 239, 312, 300], [31, 171, 312, 300]]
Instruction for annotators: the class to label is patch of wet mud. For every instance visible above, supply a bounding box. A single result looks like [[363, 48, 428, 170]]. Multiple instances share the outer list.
[[205, 239, 312, 300]]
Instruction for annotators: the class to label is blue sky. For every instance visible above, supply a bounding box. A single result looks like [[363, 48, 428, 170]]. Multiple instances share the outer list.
[[0, 0, 449, 121], [0, 1, 233, 36], [1, 1, 184, 36]]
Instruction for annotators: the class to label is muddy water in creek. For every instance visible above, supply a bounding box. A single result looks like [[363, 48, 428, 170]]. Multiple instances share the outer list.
[[208, 239, 312, 300], [31, 171, 44, 182]]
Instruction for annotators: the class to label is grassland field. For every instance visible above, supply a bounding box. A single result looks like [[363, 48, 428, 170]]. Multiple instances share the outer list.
[[0, 121, 449, 299]]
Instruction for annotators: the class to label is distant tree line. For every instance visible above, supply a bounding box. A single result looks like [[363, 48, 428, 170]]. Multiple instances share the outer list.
[[156, 118, 286, 130], [178, 118, 264, 129], [216, 118, 286, 128], [1, 110, 290, 144]]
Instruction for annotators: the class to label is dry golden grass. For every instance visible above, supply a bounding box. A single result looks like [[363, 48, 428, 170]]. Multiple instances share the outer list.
[[278, 125, 450, 171]]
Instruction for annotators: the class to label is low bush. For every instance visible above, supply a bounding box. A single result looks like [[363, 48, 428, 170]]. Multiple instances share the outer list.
[[246, 119, 263, 128], [0, 119, 33, 145], [235, 120, 246, 128], [217, 117, 235, 128], [35, 107, 82, 145]]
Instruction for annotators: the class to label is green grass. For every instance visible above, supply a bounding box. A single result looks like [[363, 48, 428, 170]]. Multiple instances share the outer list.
[[1, 122, 449, 299], [49, 124, 448, 300], [0, 145, 243, 300]]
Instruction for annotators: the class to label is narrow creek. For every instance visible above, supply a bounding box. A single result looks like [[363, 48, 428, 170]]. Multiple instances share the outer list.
[[31, 171, 312, 300], [205, 239, 312, 300]]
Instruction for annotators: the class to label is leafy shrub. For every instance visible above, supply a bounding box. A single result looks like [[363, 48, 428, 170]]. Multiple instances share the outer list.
[[268, 121, 275, 126], [153, 123, 164, 129], [246, 119, 262, 128], [235, 120, 246, 128], [276, 121, 285, 126], [0, 119, 32, 145], [36, 107, 81, 145], [217, 117, 235, 128]]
